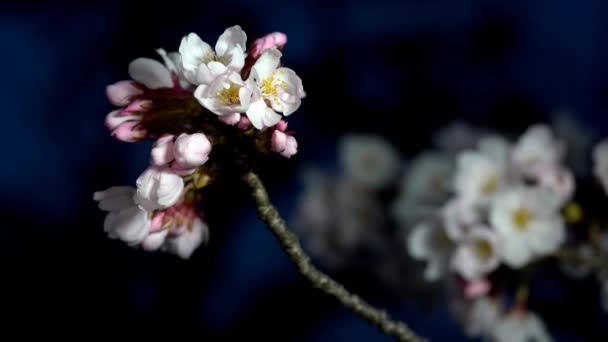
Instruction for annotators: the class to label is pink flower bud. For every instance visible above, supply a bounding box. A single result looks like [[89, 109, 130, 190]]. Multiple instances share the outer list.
[[271, 130, 288, 153], [149, 211, 166, 233], [111, 121, 146, 142], [464, 278, 491, 299], [120, 99, 151, 115], [281, 136, 298, 158], [150, 135, 175, 166], [250, 32, 288, 60], [276, 120, 288, 132], [105, 110, 140, 130], [236, 116, 252, 130], [218, 113, 241, 125], [106, 81, 142, 106], [173, 133, 212, 168]]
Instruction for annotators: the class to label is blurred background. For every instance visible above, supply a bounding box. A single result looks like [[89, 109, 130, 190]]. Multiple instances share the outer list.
[[3, 0, 608, 340]]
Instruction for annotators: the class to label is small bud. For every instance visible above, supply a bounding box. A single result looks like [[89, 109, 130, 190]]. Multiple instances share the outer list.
[[173, 133, 212, 169], [276, 120, 288, 132], [250, 32, 288, 60], [106, 81, 142, 106], [271, 130, 288, 153], [218, 113, 241, 125], [105, 110, 140, 130], [111, 121, 146, 142], [236, 116, 252, 130], [150, 135, 175, 166], [281, 136, 298, 158]]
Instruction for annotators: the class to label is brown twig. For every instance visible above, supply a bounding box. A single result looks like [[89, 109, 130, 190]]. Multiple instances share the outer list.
[[243, 171, 428, 342]]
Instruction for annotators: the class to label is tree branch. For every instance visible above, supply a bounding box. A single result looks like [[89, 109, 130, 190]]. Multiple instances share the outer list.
[[243, 171, 428, 342]]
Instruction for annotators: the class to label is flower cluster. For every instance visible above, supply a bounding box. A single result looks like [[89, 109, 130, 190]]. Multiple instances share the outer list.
[[293, 135, 400, 268], [294, 115, 608, 340], [403, 125, 570, 282], [96, 26, 305, 258]]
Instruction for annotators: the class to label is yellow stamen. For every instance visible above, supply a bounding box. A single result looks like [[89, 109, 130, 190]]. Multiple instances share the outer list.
[[216, 83, 241, 105], [473, 239, 493, 259], [563, 202, 583, 224], [512, 207, 531, 231], [481, 175, 499, 194]]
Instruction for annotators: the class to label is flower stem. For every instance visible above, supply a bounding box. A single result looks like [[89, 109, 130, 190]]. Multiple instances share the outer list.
[[242, 171, 428, 342]]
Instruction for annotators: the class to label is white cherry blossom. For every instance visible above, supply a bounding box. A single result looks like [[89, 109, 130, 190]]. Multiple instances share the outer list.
[[490, 186, 565, 268], [179, 26, 247, 85], [246, 48, 305, 129]]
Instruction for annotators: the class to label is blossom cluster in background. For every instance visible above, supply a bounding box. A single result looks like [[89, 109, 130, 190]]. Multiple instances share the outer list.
[[293, 112, 608, 341], [95, 26, 305, 258]]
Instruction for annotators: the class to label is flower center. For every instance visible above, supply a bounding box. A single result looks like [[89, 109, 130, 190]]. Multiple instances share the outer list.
[[481, 174, 499, 194], [261, 71, 288, 103], [512, 207, 531, 231], [198, 51, 229, 64], [216, 83, 241, 105], [473, 239, 493, 260]]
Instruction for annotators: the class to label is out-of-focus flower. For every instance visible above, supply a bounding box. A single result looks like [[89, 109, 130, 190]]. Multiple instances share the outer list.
[[392, 152, 453, 225], [173, 133, 212, 169], [179, 26, 247, 85], [94, 186, 150, 245], [456, 296, 501, 338], [593, 139, 608, 194], [246, 48, 305, 129], [536, 165, 574, 204], [490, 187, 565, 268], [463, 278, 491, 299], [333, 180, 384, 251], [134, 167, 185, 211], [451, 226, 501, 280], [453, 137, 510, 206], [491, 310, 552, 342], [442, 198, 480, 241], [340, 135, 400, 190], [163, 217, 209, 259], [512, 124, 563, 177], [407, 218, 454, 281]]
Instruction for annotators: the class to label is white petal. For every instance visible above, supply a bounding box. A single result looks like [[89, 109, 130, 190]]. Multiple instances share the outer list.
[[225, 46, 246, 72], [165, 219, 208, 259], [215, 25, 247, 57], [93, 186, 134, 201], [263, 107, 282, 127], [407, 223, 433, 259], [500, 236, 533, 268], [128, 58, 173, 89], [106, 206, 149, 244], [528, 219, 565, 255], [179, 32, 213, 72], [275, 67, 304, 115], [246, 99, 268, 129], [252, 48, 282, 80], [141, 229, 169, 251]]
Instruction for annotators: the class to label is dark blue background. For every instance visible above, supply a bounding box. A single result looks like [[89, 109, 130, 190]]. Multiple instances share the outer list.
[[3, 0, 608, 340]]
